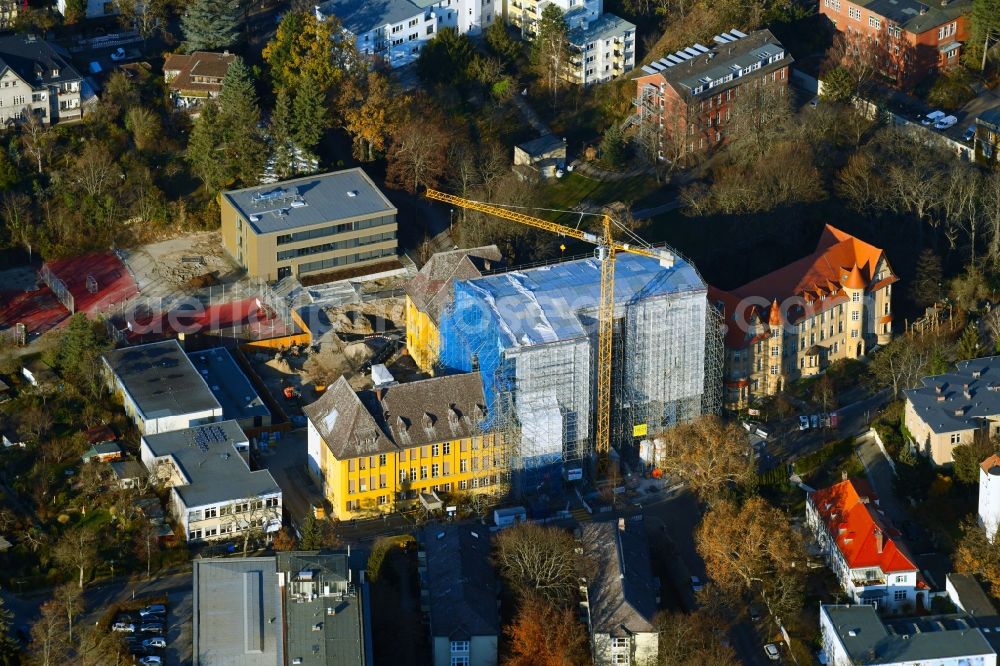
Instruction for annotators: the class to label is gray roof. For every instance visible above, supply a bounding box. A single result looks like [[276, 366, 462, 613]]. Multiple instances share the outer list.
[[276, 551, 371, 666], [82, 441, 122, 459], [315, 0, 423, 34], [303, 373, 486, 459], [646, 29, 793, 100], [903, 357, 1000, 434], [822, 605, 996, 663], [947, 573, 998, 617], [222, 169, 396, 236], [581, 519, 658, 636], [141, 420, 280, 508], [421, 524, 499, 640], [192, 557, 283, 666], [568, 13, 635, 47], [856, 0, 971, 33], [109, 459, 147, 481], [188, 348, 270, 423], [404, 246, 503, 325], [103, 340, 221, 421], [516, 135, 566, 158], [0, 34, 82, 91]]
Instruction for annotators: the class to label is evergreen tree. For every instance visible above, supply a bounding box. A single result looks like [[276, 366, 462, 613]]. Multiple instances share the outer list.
[[600, 124, 627, 167], [291, 77, 328, 152], [181, 0, 240, 53], [910, 248, 944, 309], [270, 86, 294, 146], [186, 100, 228, 192], [217, 56, 266, 187], [958, 324, 983, 360], [417, 27, 476, 85], [820, 66, 855, 104], [971, 0, 1000, 69], [532, 4, 571, 107], [0, 594, 18, 665], [485, 19, 520, 63]]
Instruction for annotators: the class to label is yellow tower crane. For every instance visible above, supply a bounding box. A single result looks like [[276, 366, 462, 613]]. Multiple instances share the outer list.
[[424, 189, 675, 462]]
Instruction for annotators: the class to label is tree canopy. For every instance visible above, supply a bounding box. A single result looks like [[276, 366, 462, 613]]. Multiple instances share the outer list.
[[181, 0, 241, 52]]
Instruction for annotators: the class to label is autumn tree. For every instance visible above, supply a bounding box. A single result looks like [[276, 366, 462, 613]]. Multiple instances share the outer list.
[[125, 106, 162, 153], [868, 330, 954, 397], [504, 595, 591, 666], [955, 515, 1000, 595], [494, 523, 580, 604], [654, 415, 756, 503], [53, 526, 99, 588], [953, 435, 998, 484], [115, 0, 166, 40], [224, 496, 282, 557], [727, 77, 793, 160], [77, 623, 128, 666], [264, 12, 359, 101], [532, 4, 571, 107], [970, 0, 1000, 70], [696, 497, 806, 622], [386, 114, 450, 193], [272, 527, 297, 551], [657, 609, 739, 666], [342, 72, 409, 162]]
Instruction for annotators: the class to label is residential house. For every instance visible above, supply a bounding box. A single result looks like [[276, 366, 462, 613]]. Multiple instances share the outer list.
[[56, 0, 117, 19], [0, 34, 83, 126], [193, 551, 373, 666], [220, 169, 398, 281], [819, 0, 971, 87], [303, 373, 503, 520], [819, 604, 997, 666], [139, 420, 282, 542], [904, 357, 1000, 466], [983, 454, 1000, 542], [632, 29, 792, 158], [420, 524, 499, 666], [102, 340, 223, 435], [81, 440, 123, 464], [975, 109, 1000, 167], [187, 347, 271, 432], [712, 225, 895, 409], [163, 51, 236, 110], [807, 478, 925, 612], [580, 518, 659, 666], [404, 245, 502, 374]]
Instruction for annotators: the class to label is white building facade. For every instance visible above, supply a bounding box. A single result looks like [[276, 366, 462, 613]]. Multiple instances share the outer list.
[[980, 454, 1000, 543], [0, 35, 82, 125]]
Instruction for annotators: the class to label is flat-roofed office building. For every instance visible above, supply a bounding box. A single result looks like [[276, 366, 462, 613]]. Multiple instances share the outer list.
[[220, 169, 398, 281]]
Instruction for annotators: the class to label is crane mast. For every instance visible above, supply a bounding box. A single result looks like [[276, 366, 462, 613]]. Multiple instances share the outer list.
[[424, 189, 673, 462]]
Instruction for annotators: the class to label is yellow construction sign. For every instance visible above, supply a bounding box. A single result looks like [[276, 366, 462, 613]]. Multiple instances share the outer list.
[[632, 423, 648, 438]]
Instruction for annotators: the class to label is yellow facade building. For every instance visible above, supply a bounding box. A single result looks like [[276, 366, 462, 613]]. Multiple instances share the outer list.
[[303, 372, 503, 520], [403, 246, 502, 375]]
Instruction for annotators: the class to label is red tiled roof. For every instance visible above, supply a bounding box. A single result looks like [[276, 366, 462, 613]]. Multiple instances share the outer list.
[[810, 479, 917, 574], [712, 225, 892, 349], [981, 454, 1000, 474]]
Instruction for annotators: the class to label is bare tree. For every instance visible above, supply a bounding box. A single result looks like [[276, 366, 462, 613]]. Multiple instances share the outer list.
[[655, 416, 755, 503], [1, 192, 35, 261], [133, 520, 161, 579], [53, 526, 99, 589], [20, 110, 52, 174], [28, 600, 69, 666], [52, 583, 83, 642], [224, 496, 281, 557], [494, 523, 581, 604], [385, 116, 450, 193]]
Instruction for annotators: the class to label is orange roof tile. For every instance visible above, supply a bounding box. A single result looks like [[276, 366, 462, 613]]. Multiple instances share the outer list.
[[768, 299, 782, 327], [981, 454, 1000, 474], [810, 479, 917, 574], [843, 263, 866, 290], [712, 226, 892, 349]]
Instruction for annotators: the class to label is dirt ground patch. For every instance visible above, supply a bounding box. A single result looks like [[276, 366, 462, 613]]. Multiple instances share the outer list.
[[323, 299, 405, 336], [121, 231, 240, 298]]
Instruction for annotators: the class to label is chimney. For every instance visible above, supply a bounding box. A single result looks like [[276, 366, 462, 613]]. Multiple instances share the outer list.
[[874, 528, 884, 553], [964, 389, 973, 400], [375, 387, 384, 401], [618, 517, 625, 531], [937, 394, 946, 402], [842, 470, 848, 481], [935, 384, 943, 394]]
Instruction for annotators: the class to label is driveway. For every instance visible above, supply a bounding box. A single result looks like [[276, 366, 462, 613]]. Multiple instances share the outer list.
[[258, 428, 324, 532]]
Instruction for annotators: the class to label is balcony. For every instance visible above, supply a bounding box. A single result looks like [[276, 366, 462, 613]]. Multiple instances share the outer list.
[[850, 576, 886, 588]]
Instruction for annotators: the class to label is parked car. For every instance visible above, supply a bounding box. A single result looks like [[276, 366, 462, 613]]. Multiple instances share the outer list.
[[799, 415, 810, 431], [111, 622, 135, 633], [810, 414, 819, 429], [749, 605, 763, 621], [921, 110, 944, 125], [142, 637, 166, 649], [934, 115, 958, 130], [964, 125, 977, 142], [139, 657, 162, 666], [139, 623, 163, 634], [110, 47, 126, 61], [764, 643, 781, 661], [139, 605, 166, 617], [690, 576, 704, 593]]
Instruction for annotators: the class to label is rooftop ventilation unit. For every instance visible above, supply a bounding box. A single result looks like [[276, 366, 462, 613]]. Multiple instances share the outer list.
[[347, 190, 358, 197]]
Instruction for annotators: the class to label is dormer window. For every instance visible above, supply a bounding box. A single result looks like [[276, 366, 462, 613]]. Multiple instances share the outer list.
[[52, 69, 59, 77]]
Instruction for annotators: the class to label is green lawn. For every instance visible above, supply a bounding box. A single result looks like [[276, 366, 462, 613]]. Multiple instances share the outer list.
[[535, 171, 670, 224]]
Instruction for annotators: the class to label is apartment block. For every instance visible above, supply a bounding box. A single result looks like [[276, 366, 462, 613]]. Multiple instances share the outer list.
[[807, 479, 925, 612], [633, 29, 792, 157], [315, 0, 497, 69], [568, 13, 636, 85], [303, 373, 503, 520], [102, 340, 223, 436], [404, 245, 502, 374], [0, 34, 83, 126], [819, 0, 970, 86], [220, 169, 397, 282], [712, 225, 895, 409], [140, 420, 282, 542], [904, 356, 1000, 466]]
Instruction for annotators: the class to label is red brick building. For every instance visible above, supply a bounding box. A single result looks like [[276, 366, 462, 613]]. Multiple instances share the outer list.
[[632, 29, 793, 157], [819, 0, 971, 86]]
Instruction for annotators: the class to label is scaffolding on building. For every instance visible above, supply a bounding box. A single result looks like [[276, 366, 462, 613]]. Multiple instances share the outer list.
[[437, 245, 722, 495]]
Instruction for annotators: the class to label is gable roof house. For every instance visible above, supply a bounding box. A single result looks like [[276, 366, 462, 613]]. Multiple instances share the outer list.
[[807, 478, 925, 612], [581, 519, 659, 666], [420, 524, 500, 666], [0, 34, 83, 126], [163, 51, 236, 110]]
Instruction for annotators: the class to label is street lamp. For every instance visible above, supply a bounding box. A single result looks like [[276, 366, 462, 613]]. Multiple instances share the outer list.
[[449, 208, 455, 236]]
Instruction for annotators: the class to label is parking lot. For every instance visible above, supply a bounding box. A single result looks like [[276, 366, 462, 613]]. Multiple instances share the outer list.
[[111, 603, 169, 664]]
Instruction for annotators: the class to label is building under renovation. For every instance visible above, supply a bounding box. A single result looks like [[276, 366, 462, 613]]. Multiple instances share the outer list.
[[437, 250, 720, 483]]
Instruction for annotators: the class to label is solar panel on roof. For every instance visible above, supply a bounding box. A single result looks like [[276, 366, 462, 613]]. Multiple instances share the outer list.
[[723, 32, 741, 41], [657, 58, 674, 68], [675, 51, 692, 60], [714, 34, 734, 43], [684, 47, 700, 57], [648, 61, 665, 71], [666, 54, 684, 64], [692, 43, 709, 53], [641, 65, 657, 74], [730, 28, 748, 38]]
